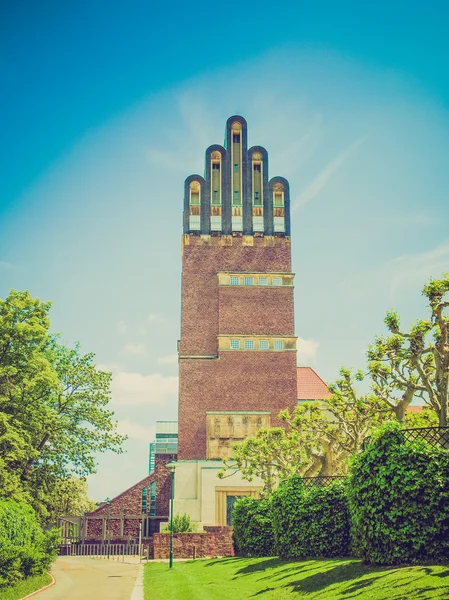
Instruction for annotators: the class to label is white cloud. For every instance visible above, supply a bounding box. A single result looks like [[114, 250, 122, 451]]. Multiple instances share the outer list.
[[123, 342, 146, 355], [148, 314, 166, 323], [0, 261, 13, 270], [376, 242, 449, 294], [296, 337, 319, 365], [116, 320, 127, 334], [157, 353, 178, 365], [116, 419, 155, 442], [111, 370, 178, 406], [292, 137, 366, 211]]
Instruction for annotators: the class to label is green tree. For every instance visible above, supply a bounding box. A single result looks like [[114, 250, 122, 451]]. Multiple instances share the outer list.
[[368, 275, 449, 425], [44, 477, 97, 526], [219, 368, 388, 492], [281, 368, 389, 476], [218, 427, 316, 495], [0, 290, 126, 519]]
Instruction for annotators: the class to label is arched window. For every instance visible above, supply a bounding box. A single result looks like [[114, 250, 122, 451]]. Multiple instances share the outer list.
[[231, 123, 242, 231], [189, 181, 201, 230], [252, 152, 264, 232], [273, 182, 285, 233], [210, 151, 222, 231]]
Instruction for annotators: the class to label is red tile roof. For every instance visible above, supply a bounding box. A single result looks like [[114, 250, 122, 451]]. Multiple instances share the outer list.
[[406, 405, 424, 413], [297, 367, 331, 401]]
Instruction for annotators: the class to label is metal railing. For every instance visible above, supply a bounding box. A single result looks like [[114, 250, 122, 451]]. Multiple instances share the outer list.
[[301, 476, 347, 490], [401, 426, 449, 449], [60, 543, 142, 559]]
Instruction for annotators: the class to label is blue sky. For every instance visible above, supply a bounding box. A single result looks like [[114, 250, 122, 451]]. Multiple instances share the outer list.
[[1, 1, 449, 500]]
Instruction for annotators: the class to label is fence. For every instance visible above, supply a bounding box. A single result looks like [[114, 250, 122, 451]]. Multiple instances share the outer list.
[[301, 476, 347, 490], [401, 426, 449, 449], [60, 543, 143, 559], [363, 426, 449, 450]]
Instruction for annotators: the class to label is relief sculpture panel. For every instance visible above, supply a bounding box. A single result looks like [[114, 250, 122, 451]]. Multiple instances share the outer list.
[[206, 412, 271, 459]]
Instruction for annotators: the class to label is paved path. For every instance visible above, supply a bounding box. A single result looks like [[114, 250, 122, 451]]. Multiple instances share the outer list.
[[34, 556, 142, 600]]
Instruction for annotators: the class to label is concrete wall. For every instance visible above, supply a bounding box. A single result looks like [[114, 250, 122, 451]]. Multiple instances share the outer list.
[[173, 460, 263, 526]]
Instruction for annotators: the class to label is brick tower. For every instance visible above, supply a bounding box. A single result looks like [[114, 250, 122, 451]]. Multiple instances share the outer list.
[[178, 116, 298, 462]]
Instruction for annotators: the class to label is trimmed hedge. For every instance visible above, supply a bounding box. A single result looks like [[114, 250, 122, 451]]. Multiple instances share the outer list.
[[0, 499, 59, 588], [271, 476, 351, 559], [232, 496, 274, 557], [348, 421, 449, 565]]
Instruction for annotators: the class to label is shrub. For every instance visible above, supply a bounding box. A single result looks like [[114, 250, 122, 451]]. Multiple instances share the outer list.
[[165, 513, 198, 533], [348, 421, 449, 565], [0, 499, 59, 588], [271, 476, 351, 559], [232, 496, 274, 557]]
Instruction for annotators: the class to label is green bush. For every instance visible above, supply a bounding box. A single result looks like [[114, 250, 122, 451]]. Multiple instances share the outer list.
[[348, 421, 449, 565], [165, 513, 198, 533], [232, 496, 274, 557], [271, 476, 351, 559], [0, 499, 59, 588]]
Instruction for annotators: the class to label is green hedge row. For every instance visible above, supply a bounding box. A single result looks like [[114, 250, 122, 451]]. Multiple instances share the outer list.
[[0, 500, 60, 588], [232, 497, 274, 557], [233, 479, 351, 559], [348, 422, 449, 565], [232, 422, 449, 565]]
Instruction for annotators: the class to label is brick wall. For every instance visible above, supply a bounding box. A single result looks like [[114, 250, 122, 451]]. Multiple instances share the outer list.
[[84, 454, 176, 538], [152, 526, 234, 559], [178, 234, 297, 460], [179, 235, 292, 357], [218, 286, 294, 335]]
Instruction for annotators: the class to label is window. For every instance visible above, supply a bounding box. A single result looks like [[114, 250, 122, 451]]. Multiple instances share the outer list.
[[212, 163, 220, 170], [141, 487, 148, 514], [233, 134, 240, 143], [259, 340, 269, 350], [230, 276, 240, 285], [244, 276, 254, 286], [274, 340, 284, 350], [234, 190, 239, 202], [244, 340, 255, 350], [254, 191, 260, 201], [230, 339, 241, 349], [258, 277, 268, 286], [213, 190, 219, 202], [234, 163, 239, 172], [149, 481, 156, 516], [272, 277, 283, 286], [254, 163, 261, 172]]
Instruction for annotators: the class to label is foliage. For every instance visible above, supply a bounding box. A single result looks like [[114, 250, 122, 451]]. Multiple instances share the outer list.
[[232, 496, 274, 557], [44, 477, 97, 527], [405, 406, 439, 428], [368, 274, 449, 425], [165, 513, 198, 533], [271, 476, 351, 559], [219, 368, 389, 494], [144, 558, 449, 600], [348, 421, 449, 565], [0, 499, 60, 588], [281, 369, 389, 476], [0, 289, 126, 521], [218, 427, 314, 495]]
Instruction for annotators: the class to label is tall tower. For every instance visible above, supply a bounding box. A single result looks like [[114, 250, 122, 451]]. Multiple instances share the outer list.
[[178, 116, 297, 461]]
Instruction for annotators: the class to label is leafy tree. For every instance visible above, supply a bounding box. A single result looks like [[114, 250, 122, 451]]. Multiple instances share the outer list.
[[0, 290, 126, 519], [218, 427, 315, 495], [44, 477, 97, 526], [368, 275, 449, 425], [219, 368, 389, 492], [405, 406, 438, 428]]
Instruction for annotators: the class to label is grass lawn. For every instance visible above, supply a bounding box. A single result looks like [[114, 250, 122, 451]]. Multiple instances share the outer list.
[[144, 557, 449, 600], [1, 572, 52, 600]]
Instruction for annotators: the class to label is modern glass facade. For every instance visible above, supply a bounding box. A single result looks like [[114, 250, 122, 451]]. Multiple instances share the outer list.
[[148, 421, 178, 474]]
